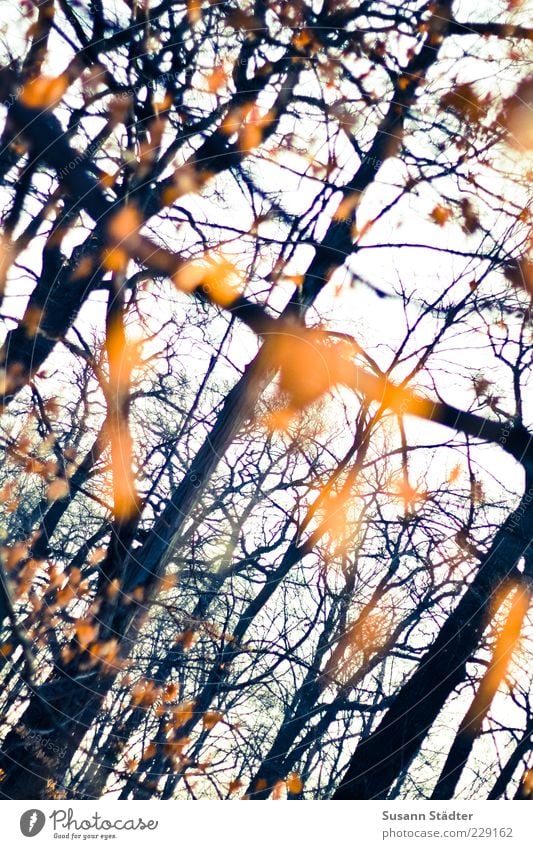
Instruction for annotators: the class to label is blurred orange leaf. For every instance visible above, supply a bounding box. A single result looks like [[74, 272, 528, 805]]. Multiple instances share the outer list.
[[276, 329, 353, 410], [74, 619, 98, 650], [172, 700, 196, 726], [286, 772, 303, 794], [430, 205, 452, 226], [173, 255, 243, 306], [163, 683, 180, 703], [47, 478, 70, 502], [207, 66, 227, 93], [108, 205, 141, 244], [102, 246, 129, 273], [202, 711, 223, 730], [229, 778, 243, 794], [187, 0, 202, 24], [131, 680, 159, 707], [21, 74, 68, 109], [176, 629, 197, 650]]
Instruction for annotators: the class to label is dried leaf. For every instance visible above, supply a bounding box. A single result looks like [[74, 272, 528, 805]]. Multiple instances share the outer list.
[[74, 619, 98, 650], [430, 205, 452, 227]]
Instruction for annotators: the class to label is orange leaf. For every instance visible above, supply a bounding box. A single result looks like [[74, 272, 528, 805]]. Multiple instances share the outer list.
[[163, 736, 190, 757], [207, 66, 227, 93], [74, 619, 98, 650], [292, 29, 315, 51], [286, 772, 303, 794], [163, 683, 180, 703], [88, 639, 119, 663], [102, 246, 129, 273], [430, 205, 452, 226], [272, 780, 286, 799], [131, 680, 159, 707], [173, 255, 243, 306], [441, 83, 485, 123], [107, 205, 141, 244], [187, 0, 202, 24], [47, 478, 70, 502], [89, 547, 107, 566], [106, 578, 120, 599], [392, 478, 427, 505], [276, 330, 353, 410], [202, 711, 223, 730], [172, 700, 195, 726], [55, 585, 76, 608], [176, 629, 197, 650], [142, 743, 157, 761]]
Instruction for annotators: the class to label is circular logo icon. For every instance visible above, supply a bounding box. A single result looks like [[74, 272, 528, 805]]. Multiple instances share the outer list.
[[20, 809, 46, 837]]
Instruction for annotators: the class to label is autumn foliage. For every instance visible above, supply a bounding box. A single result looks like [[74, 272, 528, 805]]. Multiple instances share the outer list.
[[0, 0, 531, 802]]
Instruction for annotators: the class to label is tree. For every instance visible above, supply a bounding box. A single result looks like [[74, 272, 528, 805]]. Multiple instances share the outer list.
[[0, 0, 532, 800]]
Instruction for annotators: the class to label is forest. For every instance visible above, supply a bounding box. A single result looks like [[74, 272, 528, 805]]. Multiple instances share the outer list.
[[0, 0, 532, 801]]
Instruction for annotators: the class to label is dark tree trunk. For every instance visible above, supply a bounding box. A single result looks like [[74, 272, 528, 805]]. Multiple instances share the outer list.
[[431, 582, 531, 799]]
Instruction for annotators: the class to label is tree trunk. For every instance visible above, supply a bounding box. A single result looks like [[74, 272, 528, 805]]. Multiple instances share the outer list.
[[333, 487, 533, 799]]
